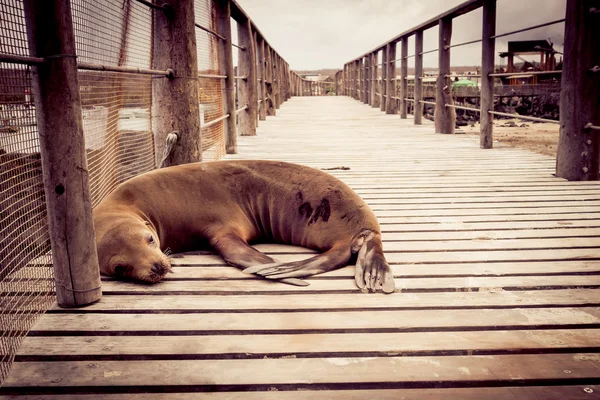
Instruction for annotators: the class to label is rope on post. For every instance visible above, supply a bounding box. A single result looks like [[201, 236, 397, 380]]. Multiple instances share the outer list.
[[159, 131, 179, 168]]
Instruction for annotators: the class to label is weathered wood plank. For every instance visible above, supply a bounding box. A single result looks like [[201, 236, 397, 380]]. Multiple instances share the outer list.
[[16, 329, 600, 357], [3, 386, 598, 400], [4, 354, 600, 387], [46, 289, 600, 311]]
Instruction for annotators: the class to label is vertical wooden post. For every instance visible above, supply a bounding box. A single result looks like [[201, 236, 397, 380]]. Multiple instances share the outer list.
[[252, 29, 259, 127], [23, 0, 101, 307], [274, 55, 281, 109], [363, 57, 369, 103], [371, 53, 378, 107], [265, 46, 275, 116], [386, 43, 397, 114], [258, 37, 266, 120], [480, 0, 496, 148], [400, 37, 408, 118], [414, 30, 424, 124], [237, 18, 257, 136], [435, 17, 456, 134], [353, 60, 360, 100], [380, 50, 387, 111], [556, 0, 600, 180], [151, 0, 202, 165], [216, 0, 237, 153]]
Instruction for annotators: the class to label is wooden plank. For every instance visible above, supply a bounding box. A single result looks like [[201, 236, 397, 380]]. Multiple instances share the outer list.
[[169, 246, 600, 266], [4, 353, 600, 387], [89, 274, 600, 294], [28, 307, 600, 333], [45, 290, 600, 311], [154, 260, 600, 279], [3, 386, 598, 400], [8, 274, 600, 296], [16, 329, 600, 357]]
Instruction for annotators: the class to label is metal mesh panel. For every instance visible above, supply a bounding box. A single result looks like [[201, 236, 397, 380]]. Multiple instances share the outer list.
[[71, 0, 155, 206], [195, 0, 225, 160], [0, 0, 54, 385]]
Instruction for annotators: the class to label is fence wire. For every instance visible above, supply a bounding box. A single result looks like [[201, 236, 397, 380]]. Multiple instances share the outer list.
[[71, 0, 155, 207], [195, 0, 225, 160], [0, 0, 54, 385]]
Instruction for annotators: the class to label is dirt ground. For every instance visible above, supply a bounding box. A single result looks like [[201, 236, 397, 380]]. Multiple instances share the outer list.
[[461, 119, 560, 157]]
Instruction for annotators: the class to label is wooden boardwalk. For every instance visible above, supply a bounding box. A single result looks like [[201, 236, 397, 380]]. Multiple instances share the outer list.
[[2, 96, 600, 398]]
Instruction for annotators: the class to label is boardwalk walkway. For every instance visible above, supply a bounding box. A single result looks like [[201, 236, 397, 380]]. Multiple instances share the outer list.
[[2, 97, 600, 398]]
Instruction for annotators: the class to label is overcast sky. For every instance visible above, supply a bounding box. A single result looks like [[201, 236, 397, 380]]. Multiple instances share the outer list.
[[235, 0, 566, 71]]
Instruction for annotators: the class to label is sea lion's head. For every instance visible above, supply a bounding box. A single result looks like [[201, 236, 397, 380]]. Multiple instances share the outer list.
[[93, 212, 171, 283]]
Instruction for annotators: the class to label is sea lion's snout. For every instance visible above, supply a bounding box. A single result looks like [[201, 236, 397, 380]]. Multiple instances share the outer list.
[[151, 262, 168, 277]]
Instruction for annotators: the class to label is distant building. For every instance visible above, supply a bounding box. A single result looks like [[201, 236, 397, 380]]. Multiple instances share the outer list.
[[499, 40, 561, 85]]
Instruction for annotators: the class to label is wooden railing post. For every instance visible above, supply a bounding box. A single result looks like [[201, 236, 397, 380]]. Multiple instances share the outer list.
[[265, 45, 275, 116], [350, 62, 355, 98], [371, 53, 378, 107], [237, 18, 257, 136], [363, 56, 369, 103], [151, 0, 202, 165], [386, 43, 397, 114], [258, 37, 266, 120], [355, 60, 360, 100], [399, 37, 408, 118], [414, 30, 424, 124], [556, 0, 600, 180], [252, 29, 259, 127], [216, 0, 237, 153], [434, 17, 455, 134], [380, 49, 387, 111], [274, 55, 281, 109], [23, 0, 101, 307], [480, 0, 496, 148]]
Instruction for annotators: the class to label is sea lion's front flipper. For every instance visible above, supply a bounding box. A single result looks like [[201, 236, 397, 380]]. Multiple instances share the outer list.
[[210, 233, 308, 287], [244, 244, 351, 280]]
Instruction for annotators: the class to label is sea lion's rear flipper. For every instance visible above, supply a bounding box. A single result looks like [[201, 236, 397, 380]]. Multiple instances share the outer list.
[[210, 233, 308, 287], [243, 244, 351, 280]]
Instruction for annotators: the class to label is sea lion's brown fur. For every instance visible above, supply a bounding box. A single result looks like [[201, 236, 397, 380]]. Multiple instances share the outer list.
[[93, 160, 395, 292]]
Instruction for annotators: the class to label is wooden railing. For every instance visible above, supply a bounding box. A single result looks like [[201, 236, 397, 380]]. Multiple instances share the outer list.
[[342, 0, 599, 182]]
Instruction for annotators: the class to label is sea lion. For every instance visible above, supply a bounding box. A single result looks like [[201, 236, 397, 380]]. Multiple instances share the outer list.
[[93, 160, 395, 293]]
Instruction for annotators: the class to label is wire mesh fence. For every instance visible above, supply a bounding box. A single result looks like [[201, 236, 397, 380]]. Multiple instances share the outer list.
[[1, 0, 231, 385], [71, 0, 155, 206], [0, 0, 54, 385], [195, 0, 225, 160]]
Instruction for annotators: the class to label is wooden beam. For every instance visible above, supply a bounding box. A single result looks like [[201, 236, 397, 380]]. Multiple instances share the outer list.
[[151, 0, 202, 165], [363, 57, 368, 103], [252, 29, 259, 127], [414, 30, 424, 124], [400, 38, 408, 118], [237, 18, 257, 136], [480, 0, 496, 148], [216, 0, 237, 153], [23, 0, 101, 307], [556, 0, 600, 180], [257, 37, 266, 120], [434, 17, 456, 134], [274, 54, 281, 109], [386, 43, 397, 114], [371, 53, 379, 107], [380, 49, 387, 111], [265, 45, 275, 116]]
